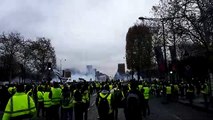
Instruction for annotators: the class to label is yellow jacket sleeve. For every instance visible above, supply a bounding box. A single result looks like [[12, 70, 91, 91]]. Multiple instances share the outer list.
[[2, 99, 11, 120], [29, 96, 37, 117]]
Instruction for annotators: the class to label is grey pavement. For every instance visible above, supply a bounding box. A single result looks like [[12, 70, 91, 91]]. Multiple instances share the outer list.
[[88, 95, 213, 120], [178, 96, 213, 112], [144, 97, 213, 120]]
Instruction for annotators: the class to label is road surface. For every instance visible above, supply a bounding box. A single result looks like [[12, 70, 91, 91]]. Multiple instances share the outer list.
[[88, 94, 213, 120]]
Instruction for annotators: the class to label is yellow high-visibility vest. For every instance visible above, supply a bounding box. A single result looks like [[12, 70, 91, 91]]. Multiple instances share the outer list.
[[109, 85, 113, 91], [166, 86, 172, 94], [2, 93, 36, 120], [27, 89, 33, 98], [44, 92, 52, 108], [138, 85, 143, 91], [201, 84, 209, 94], [51, 88, 62, 105], [37, 91, 44, 102], [174, 85, 179, 91], [82, 90, 89, 103], [143, 87, 150, 99], [62, 93, 74, 109], [98, 93, 112, 114]]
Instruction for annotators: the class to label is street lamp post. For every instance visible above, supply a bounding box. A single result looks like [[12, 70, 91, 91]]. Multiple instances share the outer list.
[[47, 62, 52, 83]]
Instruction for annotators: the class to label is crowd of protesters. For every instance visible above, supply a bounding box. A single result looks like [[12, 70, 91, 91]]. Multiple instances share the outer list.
[[0, 78, 211, 120]]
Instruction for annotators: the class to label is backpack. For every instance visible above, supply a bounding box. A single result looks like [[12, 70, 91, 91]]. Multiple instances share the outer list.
[[126, 93, 140, 112], [114, 89, 123, 102], [98, 93, 110, 115], [114, 89, 123, 107], [62, 97, 71, 106], [74, 90, 82, 102]]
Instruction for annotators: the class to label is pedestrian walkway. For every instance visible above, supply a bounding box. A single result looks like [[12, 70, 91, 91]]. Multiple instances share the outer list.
[[178, 97, 213, 112]]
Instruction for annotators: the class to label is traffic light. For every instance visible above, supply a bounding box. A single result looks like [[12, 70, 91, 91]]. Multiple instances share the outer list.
[[47, 62, 52, 70]]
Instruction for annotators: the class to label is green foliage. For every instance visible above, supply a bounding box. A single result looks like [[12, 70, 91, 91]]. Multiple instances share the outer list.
[[126, 24, 154, 75], [29, 37, 56, 78]]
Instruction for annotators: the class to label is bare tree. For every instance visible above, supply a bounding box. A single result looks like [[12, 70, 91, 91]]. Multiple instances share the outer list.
[[152, 0, 213, 52], [30, 37, 56, 80], [0, 32, 23, 82]]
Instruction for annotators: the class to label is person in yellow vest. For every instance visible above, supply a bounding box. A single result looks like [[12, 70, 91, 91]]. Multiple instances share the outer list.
[[111, 83, 124, 120], [109, 84, 113, 91], [43, 86, 52, 120], [151, 83, 155, 95], [201, 82, 209, 108], [82, 84, 90, 120], [2, 84, 36, 120], [186, 83, 194, 105], [166, 84, 172, 103], [143, 85, 150, 117], [124, 80, 143, 120], [37, 85, 44, 117], [61, 85, 73, 120], [25, 85, 33, 99], [0, 85, 10, 113], [73, 83, 84, 120], [96, 84, 113, 120], [138, 83, 143, 92], [49, 82, 62, 120], [173, 83, 179, 101], [96, 82, 100, 93], [127, 83, 131, 92]]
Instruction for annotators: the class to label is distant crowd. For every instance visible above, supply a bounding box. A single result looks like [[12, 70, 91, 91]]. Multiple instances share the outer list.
[[0, 79, 210, 120]]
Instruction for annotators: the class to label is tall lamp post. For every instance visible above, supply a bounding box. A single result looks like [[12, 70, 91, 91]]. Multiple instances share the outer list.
[[47, 62, 52, 83]]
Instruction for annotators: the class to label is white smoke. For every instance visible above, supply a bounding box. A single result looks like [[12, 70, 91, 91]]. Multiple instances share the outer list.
[[70, 66, 96, 81], [72, 74, 95, 81]]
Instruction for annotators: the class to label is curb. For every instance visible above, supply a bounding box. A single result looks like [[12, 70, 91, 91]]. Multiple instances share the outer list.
[[178, 100, 213, 113]]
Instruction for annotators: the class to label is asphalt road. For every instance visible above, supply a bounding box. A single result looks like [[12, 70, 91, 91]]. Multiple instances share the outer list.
[[143, 97, 213, 120], [88, 94, 213, 120]]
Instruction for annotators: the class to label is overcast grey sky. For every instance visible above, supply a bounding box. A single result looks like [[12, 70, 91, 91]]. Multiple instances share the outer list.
[[0, 0, 159, 76]]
